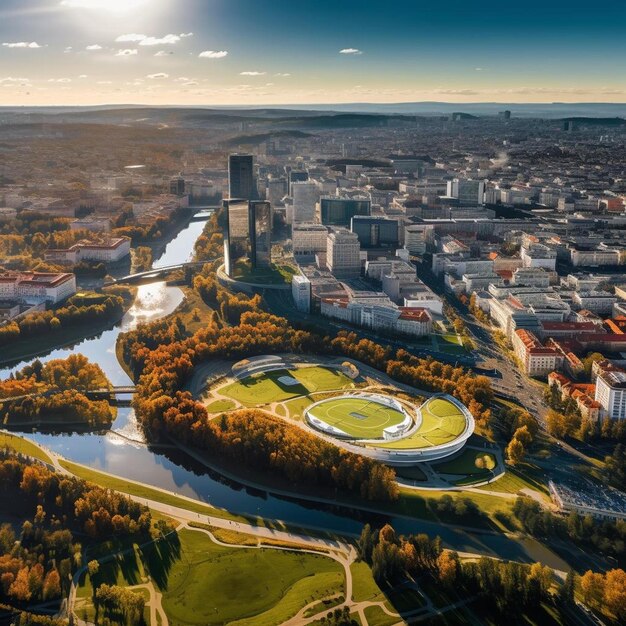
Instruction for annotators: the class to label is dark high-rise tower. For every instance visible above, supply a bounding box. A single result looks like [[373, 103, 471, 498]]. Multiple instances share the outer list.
[[228, 154, 255, 200], [223, 199, 272, 276], [249, 201, 272, 269]]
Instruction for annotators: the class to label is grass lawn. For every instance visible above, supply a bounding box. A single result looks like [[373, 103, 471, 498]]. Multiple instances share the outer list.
[[0, 432, 53, 465], [432, 449, 497, 476], [221, 366, 353, 406], [205, 399, 235, 414], [362, 605, 399, 626], [375, 397, 468, 450], [164, 528, 344, 626], [351, 561, 388, 603], [307, 396, 406, 439], [232, 260, 298, 285], [59, 459, 249, 524], [285, 396, 315, 420], [479, 465, 549, 499]]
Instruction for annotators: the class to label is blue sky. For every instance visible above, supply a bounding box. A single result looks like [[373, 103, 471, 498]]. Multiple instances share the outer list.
[[1, 0, 625, 105]]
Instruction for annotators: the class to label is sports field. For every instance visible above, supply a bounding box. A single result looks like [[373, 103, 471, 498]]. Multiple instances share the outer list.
[[220, 366, 353, 406], [307, 396, 406, 439], [375, 397, 468, 450]]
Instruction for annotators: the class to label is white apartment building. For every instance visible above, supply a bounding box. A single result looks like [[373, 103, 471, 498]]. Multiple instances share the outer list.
[[292, 223, 328, 256], [45, 237, 131, 264], [513, 328, 563, 377], [291, 274, 311, 313], [326, 229, 361, 278], [511, 267, 551, 288], [570, 248, 621, 267], [0, 272, 76, 304], [595, 371, 626, 420], [573, 291, 618, 315], [446, 179, 485, 206], [291, 181, 320, 224], [404, 224, 433, 255], [70, 217, 111, 233], [521, 244, 557, 270]]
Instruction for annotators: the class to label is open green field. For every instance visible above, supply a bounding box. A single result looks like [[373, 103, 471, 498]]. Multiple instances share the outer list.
[[412, 333, 468, 356], [375, 397, 468, 450], [220, 366, 353, 406], [205, 399, 236, 413], [0, 432, 53, 465], [432, 448, 497, 476], [307, 396, 406, 439], [163, 528, 344, 626], [77, 527, 344, 626]]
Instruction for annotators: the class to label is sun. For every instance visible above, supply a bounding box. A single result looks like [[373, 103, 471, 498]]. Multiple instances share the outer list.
[[60, 0, 151, 13]]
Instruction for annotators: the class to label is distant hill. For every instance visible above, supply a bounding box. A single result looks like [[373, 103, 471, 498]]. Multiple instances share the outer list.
[[558, 117, 626, 126], [225, 130, 313, 146]]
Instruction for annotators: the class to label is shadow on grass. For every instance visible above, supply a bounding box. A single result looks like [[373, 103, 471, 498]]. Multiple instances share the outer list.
[[140, 530, 182, 591]]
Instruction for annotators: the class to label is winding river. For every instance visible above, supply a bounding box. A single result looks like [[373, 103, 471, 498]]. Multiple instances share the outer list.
[[0, 216, 566, 567]]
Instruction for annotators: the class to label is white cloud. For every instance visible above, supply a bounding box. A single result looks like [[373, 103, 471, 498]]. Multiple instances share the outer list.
[[116, 34, 146, 42], [78, 74, 88, 78], [2, 42, 42, 49], [474, 67, 485, 71], [154, 50, 172, 57], [139, 34, 182, 46], [182, 81, 198, 86], [48, 78, 72, 83], [274, 73, 291, 77], [146, 72, 169, 79], [199, 50, 228, 59], [97, 80, 113, 85], [179, 32, 193, 38], [339, 48, 362, 55], [240, 71, 266, 76], [115, 48, 138, 56], [0, 77, 30, 84], [86, 44, 102, 50]]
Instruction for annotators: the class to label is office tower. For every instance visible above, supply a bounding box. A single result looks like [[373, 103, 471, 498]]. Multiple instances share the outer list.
[[249, 201, 272, 269], [266, 178, 287, 206], [169, 177, 185, 196], [288, 170, 309, 195], [228, 154, 255, 200], [223, 198, 251, 276], [446, 179, 485, 206], [404, 224, 432, 255], [326, 228, 361, 278], [350, 216, 399, 248], [320, 197, 371, 226], [291, 181, 319, 223]]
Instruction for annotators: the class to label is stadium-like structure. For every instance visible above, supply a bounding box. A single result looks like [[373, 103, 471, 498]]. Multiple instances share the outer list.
[[305, 392, 474, 465]]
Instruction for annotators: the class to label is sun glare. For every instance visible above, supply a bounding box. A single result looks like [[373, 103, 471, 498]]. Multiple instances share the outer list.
[[60, 0, 151, 13]]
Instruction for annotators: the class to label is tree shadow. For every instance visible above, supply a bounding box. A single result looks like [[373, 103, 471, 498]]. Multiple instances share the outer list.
[[140, 530, 182, 591]]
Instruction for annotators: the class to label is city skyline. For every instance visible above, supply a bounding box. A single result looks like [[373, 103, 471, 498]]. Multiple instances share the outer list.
[[1, 0, 626, 106]]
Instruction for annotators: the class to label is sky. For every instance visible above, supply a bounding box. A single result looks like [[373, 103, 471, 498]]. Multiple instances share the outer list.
[[0, 0, 625, 106]]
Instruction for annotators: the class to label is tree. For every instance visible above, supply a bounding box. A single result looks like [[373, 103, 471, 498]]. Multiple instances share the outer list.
[[604, 569, 626, 621], [506, 436, 525, 465], [580, 570, 605, 606], [437, 550, 460, 587]]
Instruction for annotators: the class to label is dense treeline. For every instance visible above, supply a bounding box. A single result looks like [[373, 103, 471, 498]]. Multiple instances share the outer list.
[[93, 584, 145, 626], [0, 454, 150, 615], [112, 206, 191, 243], [513, 497, 626, 561], [359, 522, 625, 622], [0, 292, 126, 348], [0, 354, 113, 426], [0, 605, 66, 626], [163, 404, 399, 501], [358, 523, 555, 614]]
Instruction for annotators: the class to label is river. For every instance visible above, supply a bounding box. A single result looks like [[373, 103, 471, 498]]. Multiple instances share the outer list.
[[0, 216, 567, 566]]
